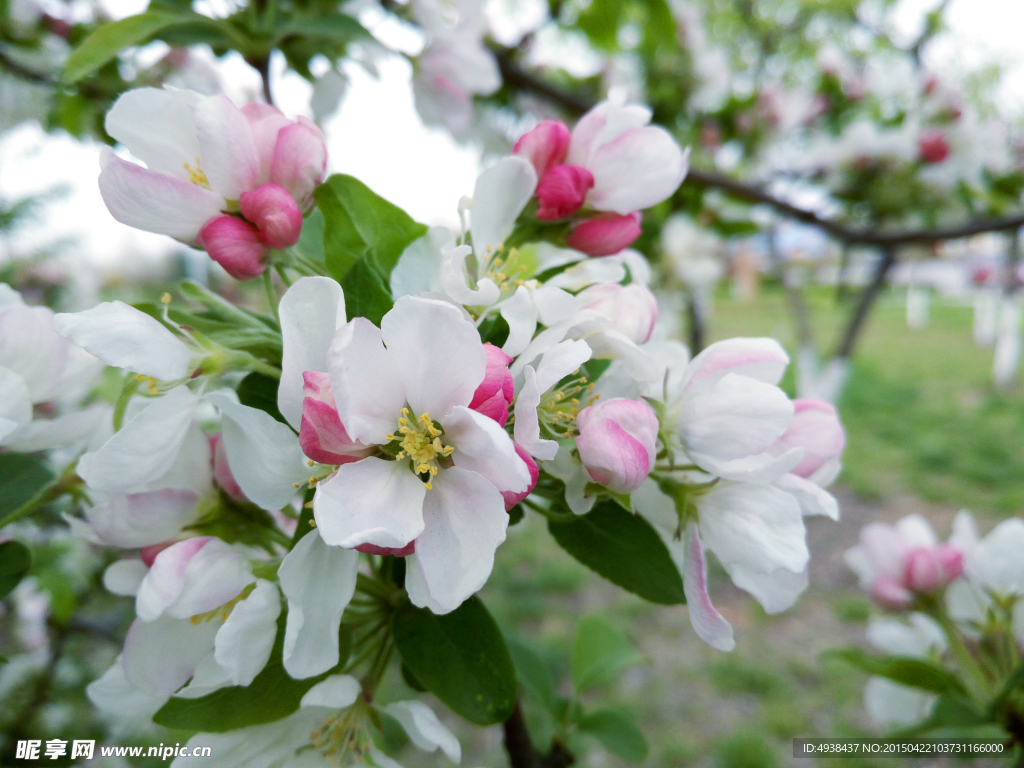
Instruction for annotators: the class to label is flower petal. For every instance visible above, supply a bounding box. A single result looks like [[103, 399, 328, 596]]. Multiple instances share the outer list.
[[470, 156, 537, 259], [682, 521, 735, 651], [279, 531, 359, 679], [381, 296, 487, 419], [443, 405, 530, 493], [214, 579, 281, 686], [105, 87, 203, 180], [512, 365, 557, 461], [408, 466, 508, 613], [278, 276, 347, 430], [122, 614, 220, 697], [207, 394, 307, 511], [53, 301, 193, 380], [774, 473, 840, 520], [587, 127, 688, 214], [314, 458, 426, 549], [98, 151, 224, 242], [86, 656, 167, 720], [440, 243, 501, 306], [328, 317, 405, 445], [391, 226, 452, 299], [87, 488, 201, 548], [0, 301, 68, 403], [103, 559, 149, 597], [566, 102, 652, 168], [682, 337, 790, 389], [726, 564, 808, 614], [77, 386, 199, 492], [300, 674, 361, 709], [0, 367, 31, 440], [270, 118, 327, 210], [194, 94, 260, 199], [384, 700, 462, 762], [500, 285, 538, 357]]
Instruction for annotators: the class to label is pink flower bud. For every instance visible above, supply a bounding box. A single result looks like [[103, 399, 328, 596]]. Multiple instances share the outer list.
[[770, 399, 846, 480], [566, 212, 642, 257], [355, 541, 416, 557], [919, 132, 950, 164], [469, 343, 514, 427], [501, 442, 539, 512], [575, 398, 659, 494], [935, 544, 964, 582], [513, 119, 571, 178], [870, 574, 914, 610], [536, 165, 594, 220], [210, 433, 246, 502], [576, 282, 658, 344], [239, 183, 304, 249], [904, 546, 942, 593], [299, 371, 372, 465], [198, 215, 268, 281], [270, 118, 328, 211]]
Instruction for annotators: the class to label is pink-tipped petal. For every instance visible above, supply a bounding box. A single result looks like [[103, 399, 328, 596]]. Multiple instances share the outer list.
[[576, 282, 658, 344], [500, 442, 539, 511], [566, 212, 642, 257], [298, 371, 372, 465], [469, 343, 514, 426], [198, 215, 269, 281], [513, 119, 571, 178], [98, 153, 224, 242], [770, 399, 846, 479], [210, 433, 245, 502], [194, 94, 261, 200], [239, 183, 304, 248], [270, 118, 327, 211], [586, 125, 689, 214], [241, 102, 290, 183], [535, 164, 594, 220], [683, 521, 735, 651], [870, 574, 915, 610]]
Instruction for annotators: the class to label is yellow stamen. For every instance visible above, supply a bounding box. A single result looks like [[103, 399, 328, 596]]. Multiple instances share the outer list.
[[160, 292, 171, 304]]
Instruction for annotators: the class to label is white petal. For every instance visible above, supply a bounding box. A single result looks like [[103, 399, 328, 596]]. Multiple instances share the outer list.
[[172, 709, 327, 768], [98, 151, 225, 242], [0, 367, 31, 439], [974, 518, 1024, 594], [278, 277, 347, 430], [775, 473, 839, 520], [531, 286, 580, 326], [682, 521, 735, 651], [385, 700, 462, 763], [864, 677, 936, 727], [692, 447, 803, 484], [392, 227, 452, 299], [3, 405, 110, 452], [300, 674, 361, 708], [534, 338, 593, 393], [279, 531, 359, 679], [314, 458, 426, 549], [545, 257, 626, 291], [77, 386, 198, 492], [328, 317, 405, 445], [544, 447, 595, 515], [726, 564, 808, 614], [682, 337, 790, 390], [587, 126, 688, 214], [500, 285, 538, 357], [574, 327, 658, 383], [470, 156, 537, 259], [411, 466, 508, 613], [512, 366, 557, 461], [443, 406, 529, 493], [698, 482, 808, 575], [208, 394, 307, 511], [103, 559, 149, 596], [441, 243, 501, 306], [105, 87, 202, 179], [53, 301, 193, 380], [122, 614, 220, 697], [566, 102, 652, 168], [0, 302, 68, 403], [214, 579, 281, 686], [87, 656, 167, 720], [381, 296, 487, 419], [194, 94, 260, 199]]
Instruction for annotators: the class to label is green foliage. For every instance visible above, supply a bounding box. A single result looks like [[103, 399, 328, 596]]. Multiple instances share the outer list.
[[0, 453, 56, 528], [340, 256, 394, 326], [714, 729, 780, 768], [572, 615, 645, 691], [154, 614, 352, 732], [62, 11, 193, 83], [508, 637, 559, 714], [393, 596, 517, 725], [237, 372, 287, 425], [0, 541, 32, 601], [577, 708, 649, 762], [825, 647, 967, 697], [548, 500, 686, 605]]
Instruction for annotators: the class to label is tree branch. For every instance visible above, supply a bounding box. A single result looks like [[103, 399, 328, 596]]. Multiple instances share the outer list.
[[835, 246, 898, 359], [502, 700, 575, 768], [0, 49, 56, 85]]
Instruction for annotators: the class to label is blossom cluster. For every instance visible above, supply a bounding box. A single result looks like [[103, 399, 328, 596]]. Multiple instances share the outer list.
[[4, 87, 848, 766]]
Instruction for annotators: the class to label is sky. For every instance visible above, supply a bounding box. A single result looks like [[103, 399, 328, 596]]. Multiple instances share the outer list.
[[1, 0, 1023, 279]]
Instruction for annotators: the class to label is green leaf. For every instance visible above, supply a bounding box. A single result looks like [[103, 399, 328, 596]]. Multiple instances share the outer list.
[[393, 596, 517, 725], [279, 14, 372, 41], [294, 208, 326, 265], [237, 372, 288, 425], [571, 615, 644, 692], [314, 174, 427, 283], [548, 501, 686, 605], [0, 541, 32, 601], [341, 257, 394, 326], [576, 0, 625, 50], [63, 11, 184, 83], [507, 637, 558, 714], [577, 709, 649, 762], [154, 614, 352, 731], [0, 453, 56, 528], [825, 647, 967, 697]]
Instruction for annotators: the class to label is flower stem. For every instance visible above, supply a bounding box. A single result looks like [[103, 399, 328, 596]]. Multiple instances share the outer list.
[[263, 270, 279, 321], [935, 604, 993, 705]]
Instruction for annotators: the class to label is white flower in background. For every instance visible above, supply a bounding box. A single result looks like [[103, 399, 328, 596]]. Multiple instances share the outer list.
[[862, 614, 946, 727], [168, 674, 460, 768]]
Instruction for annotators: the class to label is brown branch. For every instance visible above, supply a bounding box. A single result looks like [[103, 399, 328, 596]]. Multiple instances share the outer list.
[[503, 700, 575, 768], [835, 246, 898, 359]]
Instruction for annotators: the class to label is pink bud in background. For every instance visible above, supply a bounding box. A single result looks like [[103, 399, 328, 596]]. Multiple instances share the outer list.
[[566, 212, 642, 257], [770, 399, 846, 482], [576, 282, 658, 344], [919, 132, 950, 164], [535, 165, 594, 220], [869, 575, 914, 610], [469, 344, 514, 427], [210, 433, 246, 502], [513, 119, 571, 178], [198, 215, 268, 280], [501, 443, 539, 511], [575, 398, 659, 494], [239, 183, 303, 249], [299, 371, 372, 465], [904, 544, 963, 593]]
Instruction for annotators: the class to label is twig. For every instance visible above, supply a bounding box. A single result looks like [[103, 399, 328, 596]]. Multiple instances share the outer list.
[[502, 699, 575, 768], [835, 246, 898, 359]]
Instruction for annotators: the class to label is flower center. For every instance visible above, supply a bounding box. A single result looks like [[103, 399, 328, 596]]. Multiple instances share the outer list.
[[387, 408, 454, 490], [189, 582, 255, 624], [517, 372, 599, 440], [183, 159, 211, 189], [311, 700, 372, 762]]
